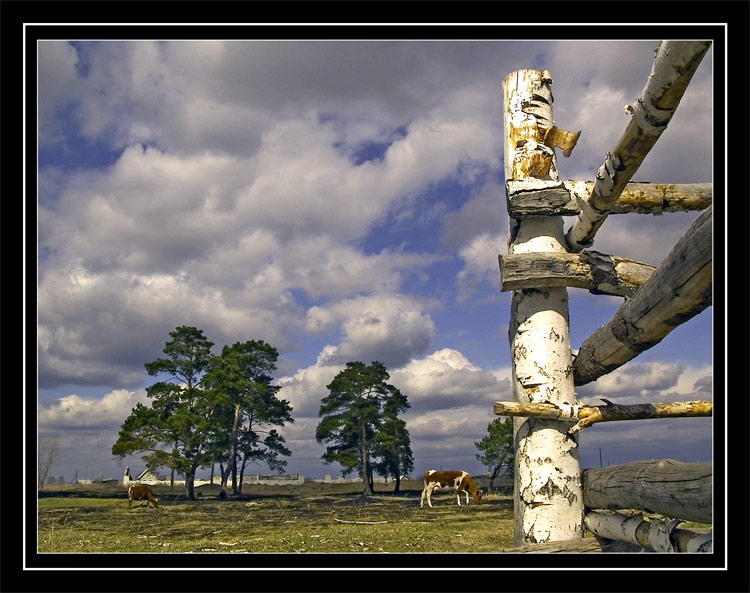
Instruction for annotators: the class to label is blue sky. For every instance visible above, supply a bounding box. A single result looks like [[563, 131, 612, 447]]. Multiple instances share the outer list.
[[34, 36, 716, 483]]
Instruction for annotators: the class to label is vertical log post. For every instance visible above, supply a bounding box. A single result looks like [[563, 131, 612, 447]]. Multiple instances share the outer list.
[[502, 70, 584, 546]]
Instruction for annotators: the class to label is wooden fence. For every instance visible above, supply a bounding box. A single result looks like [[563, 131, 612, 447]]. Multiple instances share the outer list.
[[498, 40, 713, 552]]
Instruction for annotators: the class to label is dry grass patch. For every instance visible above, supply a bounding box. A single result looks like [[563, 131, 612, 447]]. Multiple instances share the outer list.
[[37, 484, 514, 554]]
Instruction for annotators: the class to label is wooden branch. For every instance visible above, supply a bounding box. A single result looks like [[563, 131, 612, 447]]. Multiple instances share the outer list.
[[582, 459, 712, 523], [565, 41, 712, 252], [601, 182, 712, 215], [499, 250, 655, 297], [573, 205, 712, 386], [493, 399, 712, 435], [333, 518, 388, 525], [584, 511, 712, 553], [506, 179, 711, 217]]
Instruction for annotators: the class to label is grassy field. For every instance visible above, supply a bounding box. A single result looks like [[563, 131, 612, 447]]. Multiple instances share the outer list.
[[37, 480, 516, 554]]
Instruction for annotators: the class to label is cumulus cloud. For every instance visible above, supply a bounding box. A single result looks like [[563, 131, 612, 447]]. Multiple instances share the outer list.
[[34, 38, 714, 479], [576, 362, 712, 405], [276, 351, 345, 418], [455, 232, 506, 303], [37, 51, 502, 389], [311, 294, 437, 369], [390, 348, 509, 411], [576, 362, 685, 401], [39, 389, 150, 431]]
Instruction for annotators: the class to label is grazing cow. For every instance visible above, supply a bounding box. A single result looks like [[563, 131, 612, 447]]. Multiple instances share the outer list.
[[420, 470, 483, 508], [127, 484, 159, 509]]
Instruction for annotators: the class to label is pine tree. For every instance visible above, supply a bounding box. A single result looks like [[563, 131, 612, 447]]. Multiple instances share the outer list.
[[475, 416, 515, 490], [112, 326, 215, 500], [316, 361, 410, 496]]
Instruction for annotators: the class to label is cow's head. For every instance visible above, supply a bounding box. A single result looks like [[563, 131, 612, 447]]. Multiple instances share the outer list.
[[472, 489, 483, 505]]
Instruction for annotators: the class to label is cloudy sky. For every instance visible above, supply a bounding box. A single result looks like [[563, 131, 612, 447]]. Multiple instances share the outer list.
[[34, 33, 717, 483]]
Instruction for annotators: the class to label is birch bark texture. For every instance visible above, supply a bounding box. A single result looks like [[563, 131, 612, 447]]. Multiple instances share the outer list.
[[502, 69, 584, 546], [565, 41, 711, 252]]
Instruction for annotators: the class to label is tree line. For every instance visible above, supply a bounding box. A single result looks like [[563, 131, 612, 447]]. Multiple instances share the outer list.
[[111, 325, 513, 500]]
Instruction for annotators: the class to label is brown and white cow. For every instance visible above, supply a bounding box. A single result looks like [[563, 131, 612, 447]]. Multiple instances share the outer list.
[[420, 470, 482, 508], [127, 484, 159, 508]]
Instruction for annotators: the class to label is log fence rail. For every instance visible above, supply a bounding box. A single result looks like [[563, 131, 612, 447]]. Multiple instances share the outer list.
[[498, 40, 713, 552]]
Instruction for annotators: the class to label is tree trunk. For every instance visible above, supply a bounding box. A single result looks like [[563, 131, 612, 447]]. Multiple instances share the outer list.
[[171, 440, 177, 488], [185, 469, 195, 500], [220, 461, 231, 493], [503, 69, 584, 547], [359, 417, 373, 495], [239, 457, 246, 492], [230, 403, 241, 495]]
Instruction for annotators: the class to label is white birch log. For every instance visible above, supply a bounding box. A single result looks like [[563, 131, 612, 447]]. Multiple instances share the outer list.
[[573, 205, 712, 386], [582, 459, 712, 523], [507, 179, 711, 217], [499, 251, 655, 297], [503, 69, 584, 547], [565, 41, 712, 252], [493, 399, 712, 435], [584, 511, 712, 553]]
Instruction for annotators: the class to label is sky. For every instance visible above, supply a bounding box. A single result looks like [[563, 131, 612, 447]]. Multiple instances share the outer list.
[[33, 33, 718, 484]]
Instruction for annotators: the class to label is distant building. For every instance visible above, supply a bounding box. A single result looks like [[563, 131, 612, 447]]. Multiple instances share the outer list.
[[123, 467, 163, 486]]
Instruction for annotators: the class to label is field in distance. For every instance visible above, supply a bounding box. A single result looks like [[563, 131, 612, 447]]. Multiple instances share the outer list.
[[37, 479, 515, 554]]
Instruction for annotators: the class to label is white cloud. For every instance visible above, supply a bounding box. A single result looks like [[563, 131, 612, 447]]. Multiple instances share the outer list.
[[390, 348, 509, 410], [37, 41, 81, 143], [276, 355, 344, 418], [39, 389, 150, 430], [455, 232, 506, 303], [35, 39, 714, 480], [576, 362, 712, 405], [323, 294, 437, 369]]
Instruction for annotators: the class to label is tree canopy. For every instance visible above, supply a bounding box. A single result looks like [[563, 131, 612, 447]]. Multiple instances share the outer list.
[[112, 326, 292, 499], [202, 340, 293, 494], [316, 361, 412, 495], [475, 416, 515, 490]]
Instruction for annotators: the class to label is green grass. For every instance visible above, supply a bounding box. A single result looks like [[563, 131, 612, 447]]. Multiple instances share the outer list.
[[36, 484, 515, 554]]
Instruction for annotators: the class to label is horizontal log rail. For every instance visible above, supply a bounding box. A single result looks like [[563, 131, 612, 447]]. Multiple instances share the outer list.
[[582, 459, 712, 523], [584, 511, 712, 553], [493, 399, 712, 435], [499, 250, 655, 297], [565, 40, 712, 252], [573, 205, 712, 386], [506, 179, 711, 217]]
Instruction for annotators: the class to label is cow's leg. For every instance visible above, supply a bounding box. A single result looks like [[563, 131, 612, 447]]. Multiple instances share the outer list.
[[456, 490, 462, 506], [426, 484, 436, 508], [420, 485, 427, 507], [465, 490, 470, 505]]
